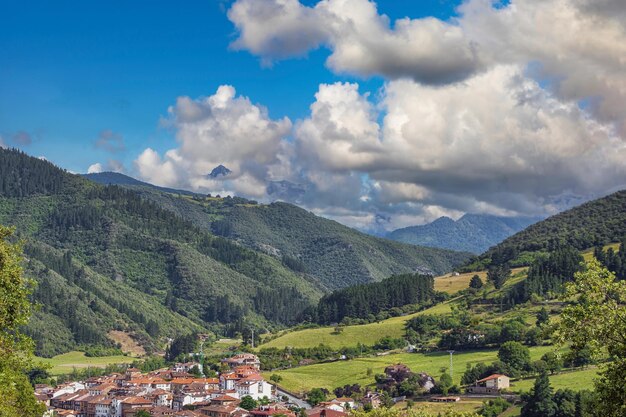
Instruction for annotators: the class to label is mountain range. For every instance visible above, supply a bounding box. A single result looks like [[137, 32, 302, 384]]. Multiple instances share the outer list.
[[0, 149, 470, 356], [388, 214, 542, 254]]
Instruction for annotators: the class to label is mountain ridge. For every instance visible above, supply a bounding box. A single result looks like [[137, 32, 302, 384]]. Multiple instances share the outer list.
[[388, 213, 542, 254]]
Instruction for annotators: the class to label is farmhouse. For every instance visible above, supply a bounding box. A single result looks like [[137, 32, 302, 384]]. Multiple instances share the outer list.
[[466, 374, 510, 394]]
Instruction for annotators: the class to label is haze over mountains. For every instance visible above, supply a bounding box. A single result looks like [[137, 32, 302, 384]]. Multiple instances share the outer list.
[[388, 214, 542, 254]]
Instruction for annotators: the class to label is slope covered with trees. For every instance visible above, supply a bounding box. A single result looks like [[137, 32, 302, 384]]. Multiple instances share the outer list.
[[210, 202, 470, 291], [465, 190, 626, 270], [86, 172, 472, 292], [312, 273, 436, 324], [0, 149, 322, 356]]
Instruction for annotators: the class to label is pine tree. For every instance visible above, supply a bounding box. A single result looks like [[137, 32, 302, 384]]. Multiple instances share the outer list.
[[469, 274, 484, 289], [521, 371, 556, 417]]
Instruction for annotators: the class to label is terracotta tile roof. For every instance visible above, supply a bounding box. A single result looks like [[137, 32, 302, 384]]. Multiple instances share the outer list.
[[476, 374, 508, 383]]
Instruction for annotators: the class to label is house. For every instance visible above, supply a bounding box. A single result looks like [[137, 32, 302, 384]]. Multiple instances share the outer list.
[[222, 354, 261, 370], [220, 373, 239, 391], [234, 375, 273, 400], [249, 405, 295, 417], [90, 397, 112, 417], [329, 398, 356, 410], [466, 374, 510, 394], [172, 391, 211, 411], [199, 404, 248, 417], [125, 368, 143, 381], [211, 395, 240, 406], [360, 392, 381, 409], [120, 396, 153, 416]]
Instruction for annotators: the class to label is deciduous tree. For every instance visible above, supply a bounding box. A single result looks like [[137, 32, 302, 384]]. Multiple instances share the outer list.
[[556, 260, 626, 416], [0, 225, 46, 417]]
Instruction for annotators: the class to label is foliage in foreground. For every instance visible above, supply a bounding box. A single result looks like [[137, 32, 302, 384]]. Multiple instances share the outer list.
[[0, 225, 46, 417], [556, 260, 626, 416]]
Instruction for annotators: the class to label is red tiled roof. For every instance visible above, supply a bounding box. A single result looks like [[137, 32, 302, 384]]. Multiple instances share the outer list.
[[476, 374, 507, 383]]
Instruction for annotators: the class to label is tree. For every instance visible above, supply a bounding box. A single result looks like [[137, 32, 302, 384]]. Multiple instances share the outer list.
[[541, 352, 562, 374], [480, 398, 511, 417], [240, 395, 259, 411], [307, 388, 328, 406], [270, 374, 283, 384], [469, 274, 483, 289], [536, 307, 550, 327], [0, 225, 47, 417], [556, 260, 626, 416], [498, 341, 530, 372], [487, 264, 510, 289], [135, 411, 151, 417], [521, 372, 556, 417]]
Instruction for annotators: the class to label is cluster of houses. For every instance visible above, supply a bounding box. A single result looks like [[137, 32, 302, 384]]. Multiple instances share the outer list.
[[36, 352, 513, 417], [37, 354, 286, 417]]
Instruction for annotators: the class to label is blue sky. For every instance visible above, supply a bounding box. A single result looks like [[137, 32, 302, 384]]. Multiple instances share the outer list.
[[1, 0, 624, 231], [0, 0, 461, 173]]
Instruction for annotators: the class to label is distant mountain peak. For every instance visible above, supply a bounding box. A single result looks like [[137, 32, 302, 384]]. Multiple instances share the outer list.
[[208, 165, 232, 178], [387, 213, 542, 254]]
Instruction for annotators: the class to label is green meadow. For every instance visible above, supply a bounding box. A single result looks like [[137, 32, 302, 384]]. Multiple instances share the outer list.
[[264, 345, 558, 394], [37, 351, 133, 376]]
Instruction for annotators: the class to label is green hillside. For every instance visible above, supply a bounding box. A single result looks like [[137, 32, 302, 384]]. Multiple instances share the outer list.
[[0, 149, 323, 357], [467, 190, 626, 269], [86, 172, 472, 291], [211, 202, 471, 290]]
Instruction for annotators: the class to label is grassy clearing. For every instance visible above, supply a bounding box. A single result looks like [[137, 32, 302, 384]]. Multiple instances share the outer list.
[[510, 368, 599, 393], [434, 271, 486, 294], [581, 242, 621, 261], [265, 346, 555, 394], [205, 338, 242, 357], [400, 399, 483, 414], [38, 351, 133, 375], [260, 301, 456, 350]]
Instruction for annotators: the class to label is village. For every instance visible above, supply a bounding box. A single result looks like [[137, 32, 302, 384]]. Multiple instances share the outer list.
[[37, 351, 512, 417], [37, 353, 349, 417]]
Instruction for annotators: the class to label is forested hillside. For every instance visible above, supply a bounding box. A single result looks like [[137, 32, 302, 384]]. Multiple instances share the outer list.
[[86, 172, 472, 291], [312, 273, 436, 324], [209, 203, 470, 290], [388, 214, 540, 253], [465, 190, 626, 270], [0, 149, 322, 356]]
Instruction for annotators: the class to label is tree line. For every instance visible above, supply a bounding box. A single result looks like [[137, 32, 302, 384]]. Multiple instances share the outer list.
[[310, 273, 436, 324]]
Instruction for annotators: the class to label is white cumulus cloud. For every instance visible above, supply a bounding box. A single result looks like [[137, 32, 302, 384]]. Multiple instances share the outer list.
[[228, 0, 485, 84], [134, 85, 292, 196]]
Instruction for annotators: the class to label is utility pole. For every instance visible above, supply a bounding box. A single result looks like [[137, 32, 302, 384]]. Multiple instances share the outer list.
[[447, 350, 455, 380], [199, 338, 205, 377]]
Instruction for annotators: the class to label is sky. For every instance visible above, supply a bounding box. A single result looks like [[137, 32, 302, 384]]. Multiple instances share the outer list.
[[1, 0, 625, 233]]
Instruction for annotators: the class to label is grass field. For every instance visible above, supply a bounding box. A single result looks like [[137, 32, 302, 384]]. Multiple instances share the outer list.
[[400, 399, 484, 414], [581, 242, 620, 261], [511, 368, 599, 392], [434, 271, 487, 294], [37, 351, 133, 375], [260, 300, 455, 350], [265, 346, 556, 394]]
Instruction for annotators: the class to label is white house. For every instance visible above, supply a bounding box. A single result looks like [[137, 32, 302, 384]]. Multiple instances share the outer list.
[[234, 375, 272, 400]]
